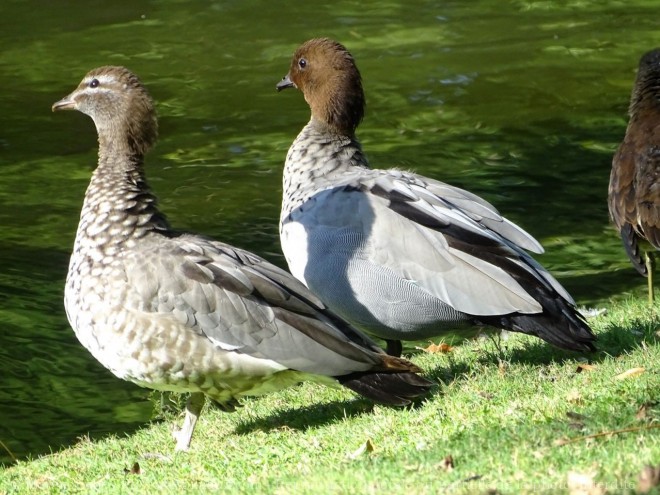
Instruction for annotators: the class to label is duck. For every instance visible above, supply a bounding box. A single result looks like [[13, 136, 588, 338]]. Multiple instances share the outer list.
[[52, 66, 432, 451], [276, 38, 596, 357], [608, 48, 660, 304]]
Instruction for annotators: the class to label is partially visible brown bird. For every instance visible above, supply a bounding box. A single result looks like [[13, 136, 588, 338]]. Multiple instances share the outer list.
[[609, 49, 660, 304]]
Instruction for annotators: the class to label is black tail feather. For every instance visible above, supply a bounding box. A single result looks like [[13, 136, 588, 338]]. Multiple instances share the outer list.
[[337, 371, 433, 406], [442, 230, 597, 352], [621, 223, 647, 276], [478, 296, 596, 352]]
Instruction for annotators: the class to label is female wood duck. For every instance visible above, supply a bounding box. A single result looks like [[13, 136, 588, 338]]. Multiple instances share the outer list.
[[53, 66, 432, 451]]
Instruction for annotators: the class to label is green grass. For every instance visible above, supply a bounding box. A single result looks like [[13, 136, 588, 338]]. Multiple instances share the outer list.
[[1, 299, 659, 494]]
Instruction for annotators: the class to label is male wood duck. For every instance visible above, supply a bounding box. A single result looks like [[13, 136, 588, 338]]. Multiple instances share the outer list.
[[276, 38, 596, 357]]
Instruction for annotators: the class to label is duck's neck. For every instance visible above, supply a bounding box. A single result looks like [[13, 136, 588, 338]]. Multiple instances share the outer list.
[[281, 118, 369, 217], [75, 139, 169, 255], [631, 71, 660, 120]]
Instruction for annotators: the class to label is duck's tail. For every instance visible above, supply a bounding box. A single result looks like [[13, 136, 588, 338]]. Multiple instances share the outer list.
[[478, 294, 596, 353], [336, 355, 434, 406]]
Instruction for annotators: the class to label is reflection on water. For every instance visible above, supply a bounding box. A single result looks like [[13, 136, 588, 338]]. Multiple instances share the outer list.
[[1, 0, 657, 465]]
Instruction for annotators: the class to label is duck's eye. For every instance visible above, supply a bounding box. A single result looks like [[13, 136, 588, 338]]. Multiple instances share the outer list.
[[89, 79, 100, 88], [298, 58, 307, 69]]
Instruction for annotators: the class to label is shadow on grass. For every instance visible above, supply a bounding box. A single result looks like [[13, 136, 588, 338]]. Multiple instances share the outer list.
[[0, 402, 151, 468], [231, 357, 456, 436], [231, 311, 658, 437], [232, 398, 376, 435], [498, 307, 660, 368]]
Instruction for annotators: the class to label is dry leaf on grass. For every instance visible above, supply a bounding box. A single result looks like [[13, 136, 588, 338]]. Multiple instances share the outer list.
[[567, 471, 606, 495], [576, 363, 596, 373], [439, 455, 454, 472], [566, 411, 587, 431], [123, 462, 141, 475], [636, 402, 658, 421], [419, 342, 454, 354], [348, 438, 375, 459], [566, 389, 583, 404], [614, 367, 645, 380], [638, 464, 660, 493], [566, 411, 588, 421]]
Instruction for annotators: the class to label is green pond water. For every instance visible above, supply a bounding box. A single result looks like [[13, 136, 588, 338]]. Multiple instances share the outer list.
[[1, 0, 658, 464]]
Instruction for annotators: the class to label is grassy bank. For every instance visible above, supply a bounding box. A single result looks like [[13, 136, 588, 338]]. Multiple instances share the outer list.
[[1, 298, 658, 494]]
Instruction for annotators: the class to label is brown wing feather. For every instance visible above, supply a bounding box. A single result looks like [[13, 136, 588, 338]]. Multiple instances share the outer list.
[[608, 140, 637, 232], [635, 139, 660, 249]]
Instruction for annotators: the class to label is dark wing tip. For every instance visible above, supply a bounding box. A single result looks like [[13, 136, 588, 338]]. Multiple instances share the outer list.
[[621, 223, 648, 276], [337, 371, 434, 406]]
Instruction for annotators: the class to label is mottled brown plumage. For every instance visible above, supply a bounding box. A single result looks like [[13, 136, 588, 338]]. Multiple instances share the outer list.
[[609, 49, 660, 301], [53, 66, 431, 451]]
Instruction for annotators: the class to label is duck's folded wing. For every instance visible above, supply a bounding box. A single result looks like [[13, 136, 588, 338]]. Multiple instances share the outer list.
[[609, 140, 637, 230], [121, 235, 399, 376], [609, 139, 647, 274], [635, 146, 660, 249], [328, 171, 574, 316], [370, 171, 544, 253]]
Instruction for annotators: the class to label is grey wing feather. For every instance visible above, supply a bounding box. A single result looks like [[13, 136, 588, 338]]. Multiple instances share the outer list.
[[373, 171, 544, 253], [382, 172, 572, 302], [122, 234, 382, 376], [316, 169, 572, 315]]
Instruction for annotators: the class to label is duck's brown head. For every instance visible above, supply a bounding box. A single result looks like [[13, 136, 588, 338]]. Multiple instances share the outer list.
[[277, 38, 365, 136], [53, 66, 158, 156]]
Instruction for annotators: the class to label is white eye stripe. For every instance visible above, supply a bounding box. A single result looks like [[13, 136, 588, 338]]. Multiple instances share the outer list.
[[79, 86, 113, 97], [84, 74, 118, 87], [89, 74, 117, 85]]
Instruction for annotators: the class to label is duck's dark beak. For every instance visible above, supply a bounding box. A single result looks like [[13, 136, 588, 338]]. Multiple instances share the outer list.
[[52, 94, 76, 112], [276, 74, 295, 92]]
